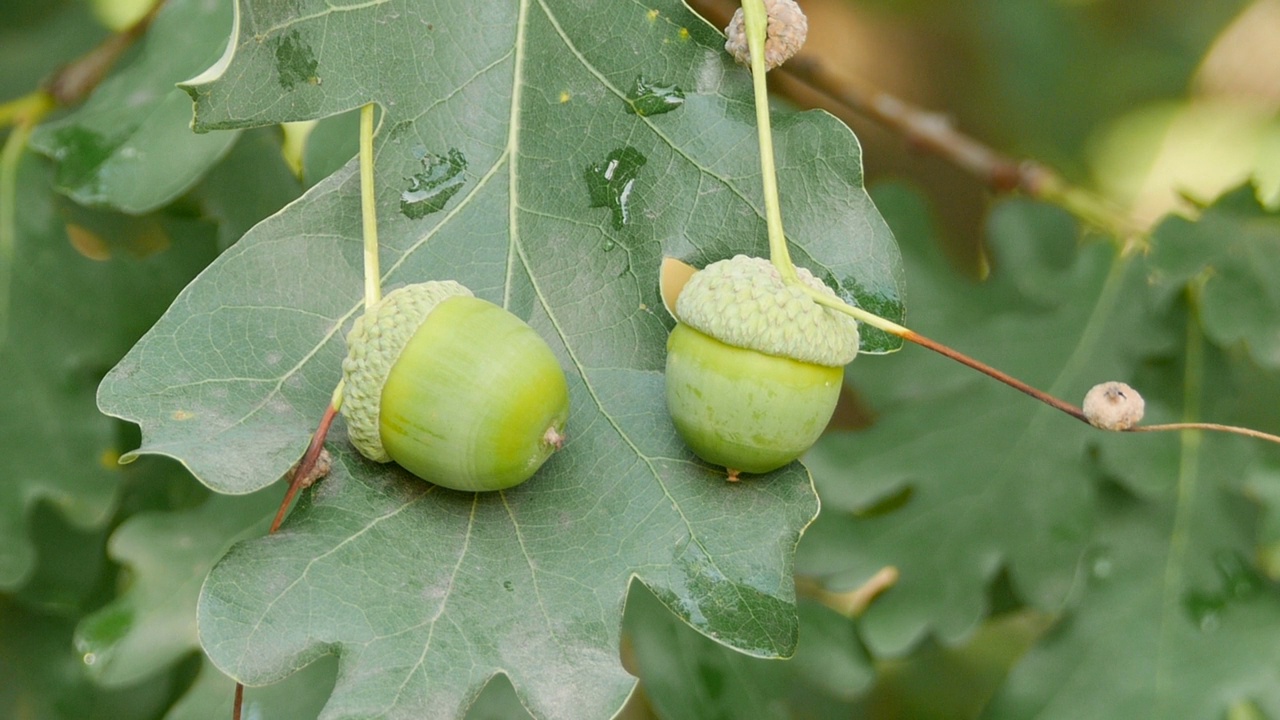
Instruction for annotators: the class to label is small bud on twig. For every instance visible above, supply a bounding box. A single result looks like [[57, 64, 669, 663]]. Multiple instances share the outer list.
[[725, 0, 808, 71], [1084, 381, 1145, 431]]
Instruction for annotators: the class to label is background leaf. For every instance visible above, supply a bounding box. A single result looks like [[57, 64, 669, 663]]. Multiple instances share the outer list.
[[1150, 184, 1280, 369], [10, 1, 1276, 719], [0, 596, 179, 720], [625, 583, 872, 720], [799, 185, 1173, 654], [984, 429, 1280, 720], [29, 0, 239, 213], [163, 655, 338, 720], [76, 488, 279, 687], [0, 154, 219, 590]]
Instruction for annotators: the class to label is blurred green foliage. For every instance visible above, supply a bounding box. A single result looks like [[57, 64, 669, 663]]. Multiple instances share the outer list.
[[3, 0, 1279, 718]]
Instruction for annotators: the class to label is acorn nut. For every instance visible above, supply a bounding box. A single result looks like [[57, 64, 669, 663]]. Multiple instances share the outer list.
[[341, 282, 570, 492], [662, 256, 860, 478]]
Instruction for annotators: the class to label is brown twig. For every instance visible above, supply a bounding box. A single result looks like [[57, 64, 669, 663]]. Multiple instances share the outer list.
[[41, 0, 168, 107], [685, 0, 1144, 246], [797, 566, 900, 617], [900, 330, 1280, 443]]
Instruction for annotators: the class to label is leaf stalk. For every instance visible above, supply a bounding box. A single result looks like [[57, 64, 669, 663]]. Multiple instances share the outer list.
[[359, 103, 382, 309], [740, 0, 799, 285], [0, 92, 55, 346]]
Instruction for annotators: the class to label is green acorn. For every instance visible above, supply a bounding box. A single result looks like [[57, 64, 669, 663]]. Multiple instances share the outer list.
[[341, 281, 570, 492], [662, 255, 859, 478]]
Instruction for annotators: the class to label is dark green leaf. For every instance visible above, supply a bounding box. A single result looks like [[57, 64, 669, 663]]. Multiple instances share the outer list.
[[189, 127, 303, 251], [800, 186, 1172, 654], [0, 597, 177, 720], [164, 655, 338, 720], [984, 429, 1280, 720], [98, 2, 902, 715], [1150, 183, 1280, 369], [861, 610, 1052, 720], [0, 155, 218, 590], [0, 1, 105, 102], [300, 109, 360, 189], [11, 503, 112, 616], [626, 583, 872, 720]]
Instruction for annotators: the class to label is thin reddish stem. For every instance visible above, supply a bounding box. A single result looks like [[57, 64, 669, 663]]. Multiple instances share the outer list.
[[902, 330, 1090, 424], [269, 402, 339, 533], [232, 683, 243, 720], [1129, 422, 1280, 445]]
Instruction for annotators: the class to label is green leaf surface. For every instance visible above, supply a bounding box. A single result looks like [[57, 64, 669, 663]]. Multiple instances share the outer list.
[[0, 154, 218, 590], [463, 675, 536, 720], [859, 609, 1052, 720], [301, 109, 360, 189], [76, 488, 280, 687], [99, 0, 905, 495], [799, 186, 1173, 654], [625, 583, 872, 720], [189, 127, 303, 251], [29, 0, 238, 213], [11, 502, 112, 616], [0, 0, 106, 103], [164, 654, 338, 720], [983, 428, 1280, 720], [97, 2, 902, 715], [200, 434, 816, 718], [1150, 184, 1280, 369]]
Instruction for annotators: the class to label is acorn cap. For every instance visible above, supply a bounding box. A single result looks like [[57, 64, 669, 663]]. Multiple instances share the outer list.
[[341, 281, 473, 462], [674, 255, 859, 367]]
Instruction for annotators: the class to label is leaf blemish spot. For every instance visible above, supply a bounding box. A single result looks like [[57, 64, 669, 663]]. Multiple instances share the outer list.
[[270, 30, 319, 90]]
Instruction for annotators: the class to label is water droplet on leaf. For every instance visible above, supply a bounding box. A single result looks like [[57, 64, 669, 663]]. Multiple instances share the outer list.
[[1214, 550, 1264, 599], [1183, 590, 1224, 632], [400, 148, 467, 219], [625, 76, 685, 117], [584, 147, 647, 229]]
